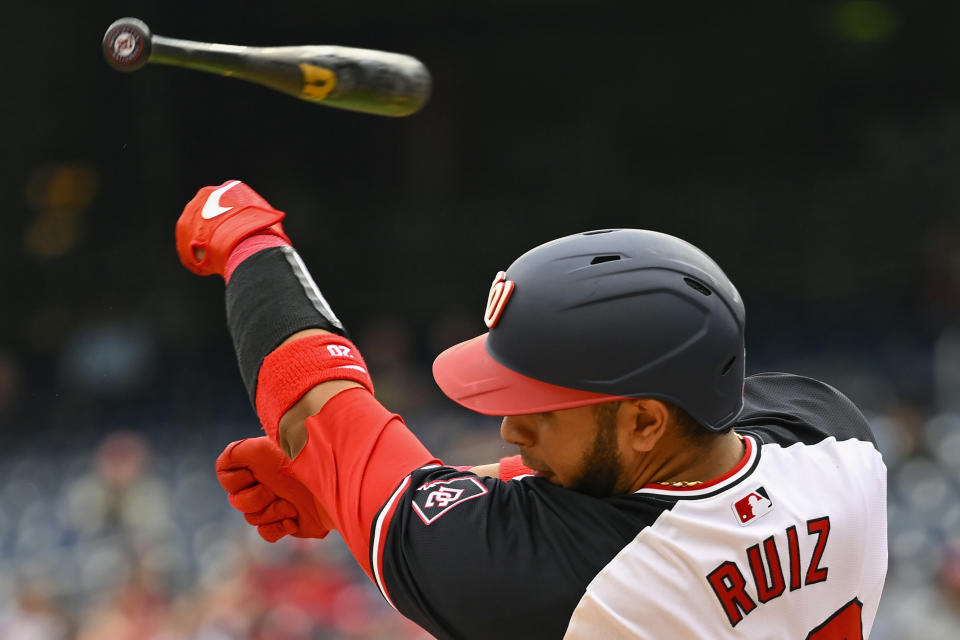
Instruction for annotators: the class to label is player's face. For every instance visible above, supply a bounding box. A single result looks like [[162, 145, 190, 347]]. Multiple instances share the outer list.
[[500, 402, 625, 497]]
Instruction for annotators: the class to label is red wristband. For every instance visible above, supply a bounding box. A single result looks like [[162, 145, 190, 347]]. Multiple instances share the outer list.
[[255, 334, 374, 442], [499, 454, 534, 481]]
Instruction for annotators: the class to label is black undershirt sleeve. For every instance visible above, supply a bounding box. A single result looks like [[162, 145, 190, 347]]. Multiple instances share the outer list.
[[379, 468, 676, 640]]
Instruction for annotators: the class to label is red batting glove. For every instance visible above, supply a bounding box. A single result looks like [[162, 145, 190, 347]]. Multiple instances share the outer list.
[[216, 436, 333, 542], [176, 180, 291, 277]]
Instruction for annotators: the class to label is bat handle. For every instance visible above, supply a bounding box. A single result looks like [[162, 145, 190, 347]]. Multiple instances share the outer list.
[[148, 37, 258, 77], [103, 18, 264, 77], [102, 17, 153, 72]]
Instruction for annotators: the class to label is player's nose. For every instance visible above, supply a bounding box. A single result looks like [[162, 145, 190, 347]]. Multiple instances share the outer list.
[[500, 416, 536, 448]]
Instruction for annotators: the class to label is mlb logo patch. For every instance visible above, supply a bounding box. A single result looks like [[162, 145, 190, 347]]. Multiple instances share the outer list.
[[732, 486, 773, 526], [412, 476, 489, 525]]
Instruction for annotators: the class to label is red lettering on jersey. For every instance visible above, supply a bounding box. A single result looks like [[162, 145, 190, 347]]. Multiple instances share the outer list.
[[807, 598, 863, 640], [806, 517, 831, 585], [747, 536, 786, 603], [707, 516, 833, 628], [786, 525, 802, 591], [707, 561, 757, 627]]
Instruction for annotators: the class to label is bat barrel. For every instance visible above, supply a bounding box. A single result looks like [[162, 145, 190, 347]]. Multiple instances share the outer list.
[[102, 18, 432, 117]]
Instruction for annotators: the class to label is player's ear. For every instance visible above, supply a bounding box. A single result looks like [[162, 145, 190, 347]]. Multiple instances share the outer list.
[[621, 398, 670, 453]]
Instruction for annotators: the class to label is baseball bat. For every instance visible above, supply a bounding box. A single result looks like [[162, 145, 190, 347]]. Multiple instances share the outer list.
[[102, 18, 431, 117]]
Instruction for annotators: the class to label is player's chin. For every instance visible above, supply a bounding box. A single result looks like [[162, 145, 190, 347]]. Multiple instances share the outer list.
[[532, 468, 557, 482], [521, 454, 557, 482]]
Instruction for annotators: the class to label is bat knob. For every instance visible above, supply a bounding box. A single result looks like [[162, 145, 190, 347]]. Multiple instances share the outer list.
[[103, 17, 152, 72]]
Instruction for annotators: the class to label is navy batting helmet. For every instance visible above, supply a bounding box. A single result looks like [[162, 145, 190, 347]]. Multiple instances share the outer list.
[[432, 229, 746, 431]]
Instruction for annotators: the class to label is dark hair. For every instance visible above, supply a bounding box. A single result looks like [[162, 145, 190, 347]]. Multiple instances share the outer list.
[[667, 401, 732, 444]]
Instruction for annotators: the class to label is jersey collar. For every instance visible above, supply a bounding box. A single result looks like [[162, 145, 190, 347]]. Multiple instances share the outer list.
[[635, 434, 759, 499]]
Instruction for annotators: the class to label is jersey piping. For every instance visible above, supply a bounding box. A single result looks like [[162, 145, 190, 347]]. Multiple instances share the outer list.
[[637, 434, 759, 499]]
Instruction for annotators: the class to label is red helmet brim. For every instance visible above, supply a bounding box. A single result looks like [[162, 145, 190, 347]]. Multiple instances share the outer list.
[[432, 334, 626, 416]]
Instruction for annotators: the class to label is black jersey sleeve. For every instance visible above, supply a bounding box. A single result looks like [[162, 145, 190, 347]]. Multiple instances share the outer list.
[[736, 372, 877, 448], [375, 466, 674, 640]]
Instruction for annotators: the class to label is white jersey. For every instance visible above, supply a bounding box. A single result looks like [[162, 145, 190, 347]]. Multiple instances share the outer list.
[[376, 373, 888, 639]]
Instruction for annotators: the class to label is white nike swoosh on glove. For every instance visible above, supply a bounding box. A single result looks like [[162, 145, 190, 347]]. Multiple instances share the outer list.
[[201, 180, 241, 219]]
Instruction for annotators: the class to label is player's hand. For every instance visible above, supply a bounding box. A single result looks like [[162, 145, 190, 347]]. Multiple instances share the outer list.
[[216, 436, 332, 542], [176, 180, 291, 277]]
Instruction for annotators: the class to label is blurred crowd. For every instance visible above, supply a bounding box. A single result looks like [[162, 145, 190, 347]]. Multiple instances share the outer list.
[[0, 318, 504, 640], [0, 314, 959, 639], [0, 428, 436, 640]]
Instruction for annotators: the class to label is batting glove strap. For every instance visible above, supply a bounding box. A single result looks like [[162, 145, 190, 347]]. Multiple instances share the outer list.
[[255, 333, 374, 442], [226, 246, 348, 402]]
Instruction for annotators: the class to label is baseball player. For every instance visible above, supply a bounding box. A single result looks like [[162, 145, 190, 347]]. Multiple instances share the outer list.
[[177, 180, 888, 639]]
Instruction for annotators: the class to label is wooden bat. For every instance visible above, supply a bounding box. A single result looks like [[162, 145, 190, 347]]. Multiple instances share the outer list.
[[102, 17, 431, 117]]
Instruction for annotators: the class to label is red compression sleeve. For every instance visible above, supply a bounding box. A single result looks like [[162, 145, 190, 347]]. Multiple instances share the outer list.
[[287, 388, 439, 580], [499, 454, 534, 481]]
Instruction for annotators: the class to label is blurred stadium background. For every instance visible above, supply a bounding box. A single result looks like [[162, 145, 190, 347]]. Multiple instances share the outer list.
[[1, 1, 959, 638]]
